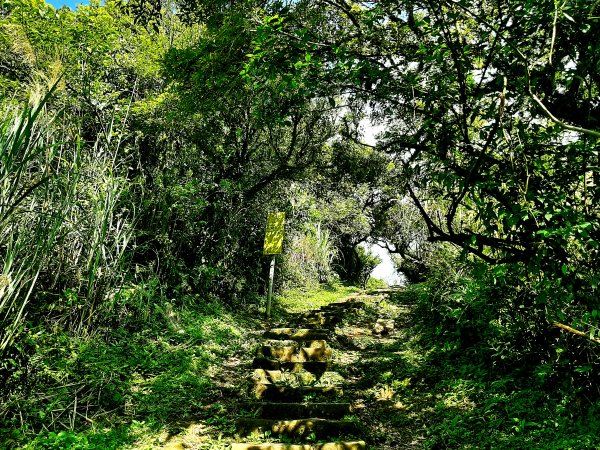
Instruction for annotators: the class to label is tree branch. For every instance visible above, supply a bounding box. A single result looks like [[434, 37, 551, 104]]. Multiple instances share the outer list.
[[552, 321, 600, 345], [530, 90, 600, 139]]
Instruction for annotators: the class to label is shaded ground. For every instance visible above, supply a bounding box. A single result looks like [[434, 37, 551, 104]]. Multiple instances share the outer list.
[[138, 288, 433, 450], [12, 285, 596, 449], [331, 293, 426, 449]]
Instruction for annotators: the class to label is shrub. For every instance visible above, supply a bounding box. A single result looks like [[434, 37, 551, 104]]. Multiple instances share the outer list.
[[280, 222, 338, 291]]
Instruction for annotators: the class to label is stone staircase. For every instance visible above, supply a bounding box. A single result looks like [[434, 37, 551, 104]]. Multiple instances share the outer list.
[[231, 299, 367, 450]]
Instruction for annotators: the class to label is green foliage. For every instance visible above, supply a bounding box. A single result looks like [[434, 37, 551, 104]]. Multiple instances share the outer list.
[[286, 176, 391, 285], [378, 200, 444, 282], [199, 1, 600, 404], [355, 246, 381, 290], [412, 252, 600, 410], [2, 0, 599, 446], [280, 222, 338, 291], [0, 85, 75, 353], [274, 284, 361, 315], [365, 277, 386, 290], [0, 88, 139, 355], [134, 7, 325, 296], [377, 283, 600, 449], [0, 284, 253, 447], [16, 427, 130, 450]]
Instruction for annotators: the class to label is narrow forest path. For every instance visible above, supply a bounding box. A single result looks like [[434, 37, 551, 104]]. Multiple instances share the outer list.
[[151, 289, 430, 450], [231, 296, 367, 450], [229, 288, 428, 449]]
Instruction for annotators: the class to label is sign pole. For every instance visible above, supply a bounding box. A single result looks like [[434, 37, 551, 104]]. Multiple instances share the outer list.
[[263, 212, 285, 321], [266, 254, 276, 319]]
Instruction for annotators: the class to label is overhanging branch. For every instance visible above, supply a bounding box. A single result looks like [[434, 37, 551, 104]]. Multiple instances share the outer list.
[[530, 91, 600, 139]]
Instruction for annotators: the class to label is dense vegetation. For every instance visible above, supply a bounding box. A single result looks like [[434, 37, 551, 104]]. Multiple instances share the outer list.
[[0, 0, 599, 448]]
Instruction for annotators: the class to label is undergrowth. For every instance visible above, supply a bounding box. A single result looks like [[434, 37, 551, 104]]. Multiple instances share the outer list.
[[273, 283, 363, 315], [0, 282, 365, 449], [0, 292, 261, 450], [385, 277, 600, 449], [4, 265, 598, 449]]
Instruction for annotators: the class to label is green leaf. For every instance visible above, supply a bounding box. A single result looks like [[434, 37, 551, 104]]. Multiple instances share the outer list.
[[574, 365, 593, 373]]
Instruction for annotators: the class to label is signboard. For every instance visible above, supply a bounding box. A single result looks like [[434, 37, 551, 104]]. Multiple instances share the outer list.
[[263, 212, 285, 255]]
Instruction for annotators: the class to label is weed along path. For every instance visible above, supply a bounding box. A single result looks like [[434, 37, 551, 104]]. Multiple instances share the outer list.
[[139, 286, 600, 450]]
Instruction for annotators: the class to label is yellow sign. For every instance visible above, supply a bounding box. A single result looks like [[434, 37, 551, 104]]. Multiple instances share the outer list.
[[263, 212, 285, 255]]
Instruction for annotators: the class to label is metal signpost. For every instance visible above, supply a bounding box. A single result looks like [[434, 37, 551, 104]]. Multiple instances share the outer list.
[[263, 212, 285, 319]]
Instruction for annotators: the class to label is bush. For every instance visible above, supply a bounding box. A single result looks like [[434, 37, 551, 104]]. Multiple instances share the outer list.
[[280, 222, 338, 291], [356, 246, 381, 289]]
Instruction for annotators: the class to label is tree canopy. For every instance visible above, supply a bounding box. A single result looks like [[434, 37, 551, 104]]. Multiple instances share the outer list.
[[1, 0, 600, 446]]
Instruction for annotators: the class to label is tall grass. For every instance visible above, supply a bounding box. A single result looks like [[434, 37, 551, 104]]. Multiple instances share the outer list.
[[0, 82, 144, 439], [281, 222, 338, 290], [43, 108, 137, 333], [0, 85, 75, 353], [0, 84, 137, 355]]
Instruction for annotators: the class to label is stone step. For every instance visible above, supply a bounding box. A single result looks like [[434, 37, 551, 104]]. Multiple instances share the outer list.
[[253, 357, 329, 374], [236, 418, 359, 439], [241, 402, 351, 419], [264, 328, 330, 341], [294, 315, 341, 328], [257, 346, 332, 362], [320, 301, 365, 311], [253, 383, 343, 401], [231, 442, 366, 450], [318, 306, 347, 313], [262, 339, 327, 349], [299, 313, 342, 325], [300, 310, 342, 319], [251, 369, 344, 386]]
